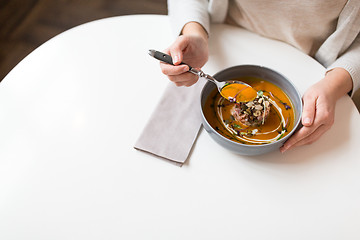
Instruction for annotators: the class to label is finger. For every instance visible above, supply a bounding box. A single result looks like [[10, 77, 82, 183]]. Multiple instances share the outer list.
[[174, 79, 198, 87], [160, 62, 189, 76], [183, 80, 198, 87], [172, 77, 198, 87], [302, 93, 317, 126], [281, 124, 330, 152], [280, 124, 319, 153], [313, 99, 335, 126], [169, 72, 198, 85], [281, 97, 335, 153], [169, 36, 189, 65]]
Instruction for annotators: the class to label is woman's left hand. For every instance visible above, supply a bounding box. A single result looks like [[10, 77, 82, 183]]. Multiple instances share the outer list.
[[280, 68, 353, 153]]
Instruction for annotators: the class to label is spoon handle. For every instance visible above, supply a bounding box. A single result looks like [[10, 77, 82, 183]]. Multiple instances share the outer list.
[[148, 49, 193, 69]]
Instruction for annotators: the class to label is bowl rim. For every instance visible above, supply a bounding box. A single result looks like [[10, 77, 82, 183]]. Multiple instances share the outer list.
[[200, 64, 303, 148]]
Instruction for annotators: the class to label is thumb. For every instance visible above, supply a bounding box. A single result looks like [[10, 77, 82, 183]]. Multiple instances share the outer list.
[[169, 36, 189, 65], [302, 94, 316, 126]]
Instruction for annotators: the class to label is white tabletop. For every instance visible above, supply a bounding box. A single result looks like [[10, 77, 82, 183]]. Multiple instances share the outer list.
[[0, 15, 359, 240]]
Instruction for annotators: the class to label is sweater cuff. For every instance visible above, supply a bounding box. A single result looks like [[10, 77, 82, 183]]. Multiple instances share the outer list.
[[327, 56, 360, 98], [168, 0, 210, 38], [326, 33, 360, 98]]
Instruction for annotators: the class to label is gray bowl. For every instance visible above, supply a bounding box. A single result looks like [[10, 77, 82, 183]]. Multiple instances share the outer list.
[[200, 65, 302, 155]]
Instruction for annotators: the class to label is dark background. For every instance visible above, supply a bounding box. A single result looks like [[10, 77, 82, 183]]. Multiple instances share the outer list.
[[0, 0, 167, 81]]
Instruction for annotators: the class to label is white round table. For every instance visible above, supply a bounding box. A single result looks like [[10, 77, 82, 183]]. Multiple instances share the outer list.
[[0, 15, 359, 240]]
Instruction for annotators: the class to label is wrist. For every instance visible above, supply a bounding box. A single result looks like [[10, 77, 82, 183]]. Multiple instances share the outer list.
[[325, 67, 353, 100], [181, 22, 209, 43]]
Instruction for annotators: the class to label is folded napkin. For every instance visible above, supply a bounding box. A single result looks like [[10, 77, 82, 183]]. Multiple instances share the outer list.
[[134, 79, 206, 166]]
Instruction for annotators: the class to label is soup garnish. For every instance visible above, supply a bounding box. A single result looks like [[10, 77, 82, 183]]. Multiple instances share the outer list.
[[230, 92, 271, 127]]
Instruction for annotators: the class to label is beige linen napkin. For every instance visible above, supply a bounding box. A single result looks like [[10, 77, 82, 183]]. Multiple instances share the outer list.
[[134, 79, 206, 166]]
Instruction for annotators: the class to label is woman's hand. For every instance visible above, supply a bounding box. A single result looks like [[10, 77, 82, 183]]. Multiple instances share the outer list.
[[280, 68, 353, 153], [160, 22, 209, 87]]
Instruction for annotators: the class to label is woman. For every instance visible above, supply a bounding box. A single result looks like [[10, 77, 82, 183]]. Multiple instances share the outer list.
[[160, 0, 359, 152]]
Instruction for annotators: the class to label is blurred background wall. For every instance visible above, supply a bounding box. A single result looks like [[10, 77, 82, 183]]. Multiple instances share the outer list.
[[0, 0, 167, 81]]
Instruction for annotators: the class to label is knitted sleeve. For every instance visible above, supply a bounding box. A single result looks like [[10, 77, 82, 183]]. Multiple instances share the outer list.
[[327, 33, 360, 97], [167, 0, 210, 37]]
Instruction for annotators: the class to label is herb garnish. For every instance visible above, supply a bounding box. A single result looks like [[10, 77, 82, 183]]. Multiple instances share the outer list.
[[232, 124, 242, 129]]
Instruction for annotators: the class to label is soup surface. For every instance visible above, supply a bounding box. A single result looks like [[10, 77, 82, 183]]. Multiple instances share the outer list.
[[203, 77, 295, 145], [220, 83, 258, 102]]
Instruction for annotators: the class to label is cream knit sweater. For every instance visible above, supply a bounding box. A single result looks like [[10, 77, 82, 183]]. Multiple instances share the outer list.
[[168, 0, 360, 103]]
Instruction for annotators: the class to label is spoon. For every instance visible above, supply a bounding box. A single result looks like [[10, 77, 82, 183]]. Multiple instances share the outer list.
[[148, 49, 258, 103]]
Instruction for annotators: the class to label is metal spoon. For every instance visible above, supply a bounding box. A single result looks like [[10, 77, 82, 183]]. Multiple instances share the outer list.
[[148, 49, 257, 103]]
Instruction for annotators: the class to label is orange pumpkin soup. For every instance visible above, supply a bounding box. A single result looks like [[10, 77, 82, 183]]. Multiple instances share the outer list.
[[203, 77, 295, 145], [220, 83, 258, 103]]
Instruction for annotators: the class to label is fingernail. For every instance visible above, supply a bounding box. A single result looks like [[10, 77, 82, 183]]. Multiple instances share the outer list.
[[280, 144, 290, 153], [303, 117, 311, 125], [173, 55, 179, 64], [280, 147, 286, 153]]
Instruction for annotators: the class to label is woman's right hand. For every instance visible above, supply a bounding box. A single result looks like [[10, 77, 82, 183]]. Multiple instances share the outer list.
[[160, 22, 209, 87]]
